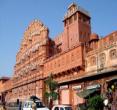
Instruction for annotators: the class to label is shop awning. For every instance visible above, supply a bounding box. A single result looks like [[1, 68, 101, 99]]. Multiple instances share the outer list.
[[106, 77, 117, 82], [77, 88, 98, 98]]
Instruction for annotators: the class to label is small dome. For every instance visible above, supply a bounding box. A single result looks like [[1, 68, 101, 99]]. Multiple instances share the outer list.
[[90, 33, 99, 41]]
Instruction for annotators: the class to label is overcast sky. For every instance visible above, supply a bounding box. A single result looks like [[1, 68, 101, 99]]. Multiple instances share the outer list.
[[0, 0, 117, 77]]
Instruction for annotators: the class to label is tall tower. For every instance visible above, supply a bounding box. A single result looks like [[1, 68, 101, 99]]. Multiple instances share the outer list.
[[63, 3, 91, 50]]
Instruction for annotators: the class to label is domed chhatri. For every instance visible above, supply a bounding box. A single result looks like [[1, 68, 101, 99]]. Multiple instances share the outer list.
[[90, 33, 99, 41]]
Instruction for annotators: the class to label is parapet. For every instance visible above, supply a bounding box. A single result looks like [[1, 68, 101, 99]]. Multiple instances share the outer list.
[[64, 2, 90, 20]]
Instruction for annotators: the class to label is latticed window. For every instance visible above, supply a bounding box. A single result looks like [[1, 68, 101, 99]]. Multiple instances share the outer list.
[[110, 49, 117, 59]]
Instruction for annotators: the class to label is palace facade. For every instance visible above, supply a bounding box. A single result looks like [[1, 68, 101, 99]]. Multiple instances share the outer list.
[[1, 3, 117, 109]]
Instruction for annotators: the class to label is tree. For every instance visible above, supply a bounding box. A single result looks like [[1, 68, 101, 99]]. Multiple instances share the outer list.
[[88, 95, 104, 110], [45, 74, 58, 109]]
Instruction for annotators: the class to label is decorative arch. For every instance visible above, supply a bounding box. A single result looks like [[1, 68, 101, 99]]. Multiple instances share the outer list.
[[99, 53, 106, 68], [90, 56, 96, 66], [109, 49, 117, 60]]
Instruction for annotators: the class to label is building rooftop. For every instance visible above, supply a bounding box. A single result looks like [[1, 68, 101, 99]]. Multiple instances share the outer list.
[[64, 2, 90, 20]]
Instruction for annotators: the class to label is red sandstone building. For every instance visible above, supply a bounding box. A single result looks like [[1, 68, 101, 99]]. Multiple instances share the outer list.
[[0, 77, 10, 104], [0, 3, 117, 109]]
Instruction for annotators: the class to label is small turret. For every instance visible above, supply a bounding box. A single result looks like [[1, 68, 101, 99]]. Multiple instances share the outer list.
[[63, 3, 91, 50], [89, 33, 99, 50]]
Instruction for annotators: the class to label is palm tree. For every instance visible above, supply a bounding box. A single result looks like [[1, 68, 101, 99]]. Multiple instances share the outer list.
[[45, 74, 58, 109], [88, 95, 103, 110]]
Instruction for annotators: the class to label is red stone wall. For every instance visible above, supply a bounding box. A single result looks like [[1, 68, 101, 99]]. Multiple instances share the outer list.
[[44, 44, 84, 77]]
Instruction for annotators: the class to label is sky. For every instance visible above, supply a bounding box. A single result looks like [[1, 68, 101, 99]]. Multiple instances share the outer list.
[[0, 0, 117, 77]]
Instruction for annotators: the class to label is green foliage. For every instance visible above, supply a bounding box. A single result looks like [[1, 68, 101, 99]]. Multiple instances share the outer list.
[[78, 104, 87, 110], [45, 76, 58, 91], [45, 74, 58, 101], [45, 91, 58, 100], [88, 95, 103, 110], [50, 92, 58, 100], [44, 74, 58, 109], [45, 92, 50, 99]]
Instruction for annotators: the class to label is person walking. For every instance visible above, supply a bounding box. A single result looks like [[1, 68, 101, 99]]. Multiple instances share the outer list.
[[32, 101, 36, 110], [18, 102, 22, 110]]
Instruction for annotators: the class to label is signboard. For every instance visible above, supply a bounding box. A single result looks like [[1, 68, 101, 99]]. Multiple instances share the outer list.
[[72, 85, 82, 90], [86, 84, 100, 90], [60, 85, 68, 89]]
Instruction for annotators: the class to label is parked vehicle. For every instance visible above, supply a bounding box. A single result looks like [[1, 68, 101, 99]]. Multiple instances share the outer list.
[[52, 105, 72, 110], [23, 100, 49, 110]]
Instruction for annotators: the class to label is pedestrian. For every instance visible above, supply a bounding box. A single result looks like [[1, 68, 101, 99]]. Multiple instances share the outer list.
[[32, 101, 36, 110], [18, 102, 22, 110]]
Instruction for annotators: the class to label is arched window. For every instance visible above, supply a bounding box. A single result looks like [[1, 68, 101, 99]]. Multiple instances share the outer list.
[[90, 56, 96, 66], [99, 53, 106, 68], [110, 49, 117, 60]]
